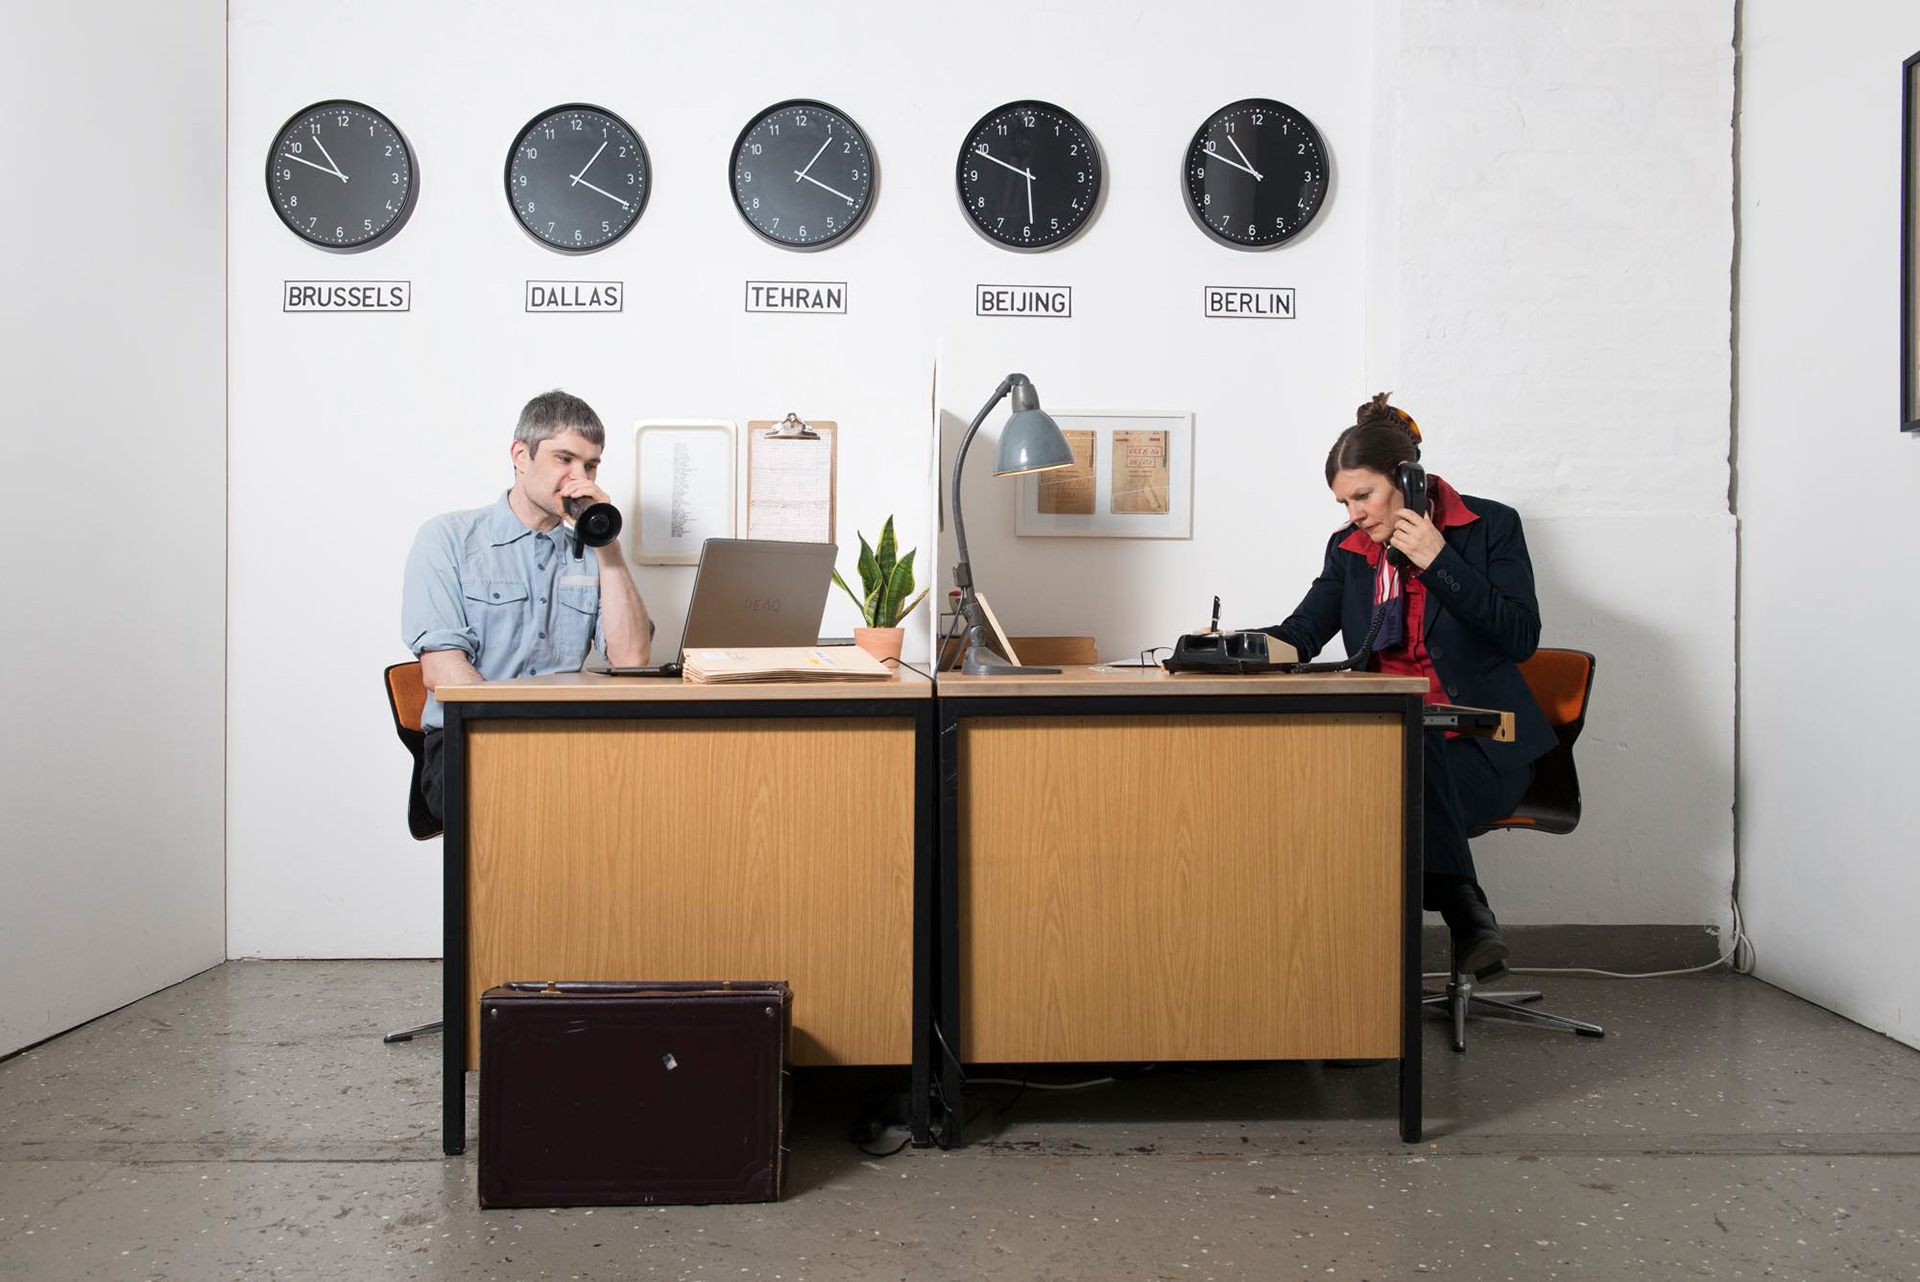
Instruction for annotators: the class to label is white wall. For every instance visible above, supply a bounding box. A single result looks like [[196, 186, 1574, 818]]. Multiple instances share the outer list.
[[944, 2, 1738, 928], [0, 3, 228, 1056], [1737, 2, 1920, 1049], [225, 0, 1739, 956]]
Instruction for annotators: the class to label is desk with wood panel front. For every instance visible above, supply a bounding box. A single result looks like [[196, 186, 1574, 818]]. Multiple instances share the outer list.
[[433, 671, 934, 1155], [434, 663, 1429, 1157], [935, 665, 1430, 1144]]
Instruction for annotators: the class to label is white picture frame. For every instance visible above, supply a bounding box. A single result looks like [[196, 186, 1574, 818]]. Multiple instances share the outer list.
[[1014, 410, 1194, 538], [631, 419, 736, 565]]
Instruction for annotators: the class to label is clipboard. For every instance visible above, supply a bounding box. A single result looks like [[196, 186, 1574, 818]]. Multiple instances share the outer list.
[[746, 413, 837, 544]]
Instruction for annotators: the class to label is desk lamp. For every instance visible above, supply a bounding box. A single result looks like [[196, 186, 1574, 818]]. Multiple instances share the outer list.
[[950, 373, 1075, 675]]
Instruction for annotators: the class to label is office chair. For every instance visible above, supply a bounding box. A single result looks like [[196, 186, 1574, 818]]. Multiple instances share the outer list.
[[1425, 648, 1606, 1051], [382, 660, 443, 1044]]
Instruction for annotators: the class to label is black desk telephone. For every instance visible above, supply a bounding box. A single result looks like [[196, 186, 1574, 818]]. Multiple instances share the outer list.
[[1163, 463, 1427, 675]]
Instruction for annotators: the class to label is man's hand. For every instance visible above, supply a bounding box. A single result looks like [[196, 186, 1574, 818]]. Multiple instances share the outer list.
[[1388, 507, 1446, 571], [420, 648, 482, 694], [556, 476, 611, 514]]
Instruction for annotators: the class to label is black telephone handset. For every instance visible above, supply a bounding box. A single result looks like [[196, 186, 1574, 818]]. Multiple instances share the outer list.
[[1384, 462, 1428, 572]]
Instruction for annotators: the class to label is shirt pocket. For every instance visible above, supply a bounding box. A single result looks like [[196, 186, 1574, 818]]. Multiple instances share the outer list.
[[465, 579, 531, 609], [552, 584, 600, 654]]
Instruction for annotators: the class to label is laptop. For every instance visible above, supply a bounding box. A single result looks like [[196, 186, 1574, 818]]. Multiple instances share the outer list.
[[604, 538, 838, 677]]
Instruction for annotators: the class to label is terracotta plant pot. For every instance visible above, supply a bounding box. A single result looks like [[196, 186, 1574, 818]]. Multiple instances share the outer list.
[[852, 626, 905, 664]]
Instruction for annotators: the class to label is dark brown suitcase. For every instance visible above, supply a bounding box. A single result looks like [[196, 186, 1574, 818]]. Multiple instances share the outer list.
[[478, 980, 791, 1209]]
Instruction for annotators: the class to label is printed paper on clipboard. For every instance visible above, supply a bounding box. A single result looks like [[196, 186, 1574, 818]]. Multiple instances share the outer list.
[[746, 417, 837, 544]]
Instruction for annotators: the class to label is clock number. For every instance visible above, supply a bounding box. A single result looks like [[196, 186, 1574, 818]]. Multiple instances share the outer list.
[[574, 229, 583, 243], [544, 128, 555, 140], [569, 118, 582, 130], [1023, 115, 1035, 127], [1253, 112, 1265, 124], [1077, 171, 1085, 183], [1205, 140, 1217, 152], [602, 220, 610, 233], [995, 124, 1008, 136], [843, 142, 851, 153], [282, 168, 292, 180], [335, 225, 343, 238], [770, 218, 779, 229], [751, 197, 761, 210], [796, 113, 808, 126], [1303, 170, 1313, 181], [1050, 217, 1059, 231], [365, 219, 374, 232], [976, 197, 986, 209], [743, 170, 751, 183], [290, 141, 303, 155], [517, 174, 527, 186], [1070, 144, 1078, 155], [770, 123, 780, 136], [1298, 143, 1307, 155], [527, 147, 537, 160], [750, 143, 761, 156], [970, 169, 979, 181], [288, 194, 297, 206], [1298, 198, 1310, 210], [391, 173, 400, 184], [798, 225, 807, 237], [337, 113, 348, 127], [1248, 223, 1256, 236], [384, 145, 393, 156], [995, 217, 1005, 230]]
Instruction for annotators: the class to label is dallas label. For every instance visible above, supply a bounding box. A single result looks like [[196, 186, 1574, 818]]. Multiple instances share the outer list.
[[744, 281, 847, 314], [1204, 286, 1295, 319], [526, 281, 623, 313], [976, 285, 1072, 318], [283, 281, 411, 313]]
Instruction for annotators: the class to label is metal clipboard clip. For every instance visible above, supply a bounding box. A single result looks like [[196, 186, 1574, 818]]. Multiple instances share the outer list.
[[765, 411, 819, 440]]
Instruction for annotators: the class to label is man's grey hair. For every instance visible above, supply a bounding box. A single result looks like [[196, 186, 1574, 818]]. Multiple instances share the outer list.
[[514, 389, 605, 457]]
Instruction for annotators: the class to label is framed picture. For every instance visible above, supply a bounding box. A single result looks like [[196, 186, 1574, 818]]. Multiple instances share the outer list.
[[632, 419, 736, 565], [1014, 410, 1194, 538], [1904, 52, 1920, 432]]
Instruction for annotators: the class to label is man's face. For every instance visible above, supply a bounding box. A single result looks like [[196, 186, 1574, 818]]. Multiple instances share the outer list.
[[511, 427, 603, 522]]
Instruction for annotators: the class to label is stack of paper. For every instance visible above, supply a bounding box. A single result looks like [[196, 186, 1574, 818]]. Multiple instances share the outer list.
[[681, 646, 895, 684]]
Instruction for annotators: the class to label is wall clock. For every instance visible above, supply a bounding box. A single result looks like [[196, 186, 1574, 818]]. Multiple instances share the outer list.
[[266, 100, 416, 250], [730, 100, 875, 250], [956, 100, 1101, 251], [1183, 98, 1328, 249], [506, 104, 650, 252]]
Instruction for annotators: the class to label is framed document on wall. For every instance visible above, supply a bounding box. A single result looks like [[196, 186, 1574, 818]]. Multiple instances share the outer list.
[[1904, 52, 1920, 432], [1014, 410, 1194, 538]]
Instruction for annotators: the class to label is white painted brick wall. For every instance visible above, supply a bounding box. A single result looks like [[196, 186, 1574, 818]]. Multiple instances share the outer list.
[[1379, 1, 1736, 928]]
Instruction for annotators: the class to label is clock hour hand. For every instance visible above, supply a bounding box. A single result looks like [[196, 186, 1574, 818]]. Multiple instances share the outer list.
[[1226, 133, 1263, 180], [973, 146, 1035, 181], [1203, 147, 1261, 181], [794, 171, 857, 205], [282, 150, 349, 182], [571, 139, 608, 186], [307, 132, 348, 181], [570, 175, 631, 209], [795, 129, 833, 182]]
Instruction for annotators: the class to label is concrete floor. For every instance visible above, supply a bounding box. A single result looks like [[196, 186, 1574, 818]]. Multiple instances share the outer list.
[[2, 962, 1917, 1281]]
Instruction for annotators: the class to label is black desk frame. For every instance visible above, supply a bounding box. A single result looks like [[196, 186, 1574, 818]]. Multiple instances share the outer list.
[[931, 690, 1425, 1147], [440, 695, 938, 1155]]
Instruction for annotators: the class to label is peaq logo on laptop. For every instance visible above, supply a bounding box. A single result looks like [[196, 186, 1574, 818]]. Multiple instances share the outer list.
[[743, 598, 782, 612]]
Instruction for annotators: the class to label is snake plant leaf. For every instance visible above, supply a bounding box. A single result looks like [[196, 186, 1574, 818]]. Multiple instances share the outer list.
[[878, 549, 916, 627], [863, 579, 886, 628], [875, 516, 897, 586], [894, 588, 930, 626], [831, 569, 869, 621], [856, 534, 880, 599]]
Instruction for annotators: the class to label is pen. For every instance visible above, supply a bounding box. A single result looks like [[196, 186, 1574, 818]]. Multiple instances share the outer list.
[[1210, 595, 1221, 634]]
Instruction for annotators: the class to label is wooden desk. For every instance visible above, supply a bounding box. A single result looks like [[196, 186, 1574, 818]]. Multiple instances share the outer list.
[[935, 666, 1429, 1143], [436, 671, 934, 1154]]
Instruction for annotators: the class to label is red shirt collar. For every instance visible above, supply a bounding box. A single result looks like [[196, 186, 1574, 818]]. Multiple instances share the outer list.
[[1338, 474, 1479, 558]]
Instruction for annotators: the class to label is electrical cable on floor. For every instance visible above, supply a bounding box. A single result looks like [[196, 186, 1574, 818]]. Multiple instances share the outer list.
[[966, 1076, 1116, 1090], [1423, 898, 1758, 981]]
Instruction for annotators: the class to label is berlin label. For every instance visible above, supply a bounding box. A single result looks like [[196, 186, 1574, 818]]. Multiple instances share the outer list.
[[1204, 287, 1295, 319]]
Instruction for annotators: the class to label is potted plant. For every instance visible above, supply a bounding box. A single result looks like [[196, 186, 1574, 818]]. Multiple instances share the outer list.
[[832, 516, 928, 664]]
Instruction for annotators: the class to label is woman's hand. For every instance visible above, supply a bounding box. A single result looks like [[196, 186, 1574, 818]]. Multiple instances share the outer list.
[[1388, 507, 1446, 571]]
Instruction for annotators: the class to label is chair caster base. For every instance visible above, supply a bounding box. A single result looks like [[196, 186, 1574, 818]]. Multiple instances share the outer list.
[[383, 1019, 444, 1044], [1423, 977, 1604, 1052]]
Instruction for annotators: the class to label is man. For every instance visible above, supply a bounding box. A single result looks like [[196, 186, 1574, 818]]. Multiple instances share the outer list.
[[402, 390, 652, 821]]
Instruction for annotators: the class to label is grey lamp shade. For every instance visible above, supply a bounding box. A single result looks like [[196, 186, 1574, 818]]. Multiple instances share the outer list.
[[992, 407, 1075, 476]]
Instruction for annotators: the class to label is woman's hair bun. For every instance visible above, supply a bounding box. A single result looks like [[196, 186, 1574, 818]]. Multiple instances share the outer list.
[[1356, 391, 1420, 443]]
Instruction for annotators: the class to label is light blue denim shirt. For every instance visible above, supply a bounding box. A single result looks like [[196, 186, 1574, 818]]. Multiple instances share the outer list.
[[402, 492, 604, 730]]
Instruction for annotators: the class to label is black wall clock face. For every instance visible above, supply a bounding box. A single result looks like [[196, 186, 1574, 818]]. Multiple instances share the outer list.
[[731, 100, 875, 250], [957, 101, 1101, 251], [1183, 98, 1328, 249], [506, 105, 650, 253], [266, 100, 416, 251]]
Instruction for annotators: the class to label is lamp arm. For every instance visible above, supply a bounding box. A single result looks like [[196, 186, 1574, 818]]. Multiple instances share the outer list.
[[950, 374, 1014, 597]]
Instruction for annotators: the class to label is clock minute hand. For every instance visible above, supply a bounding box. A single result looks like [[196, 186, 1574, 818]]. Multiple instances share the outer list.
[[282, 150, 348, 181], [1226, 133, 1263, 180], [307, 132, 348, 181], [571, 139, 608, 186], [795, 129, 833, 182], [569, 175, 631, 209], [1203, 148, 1261, 180], [794, 171, 857, 205]]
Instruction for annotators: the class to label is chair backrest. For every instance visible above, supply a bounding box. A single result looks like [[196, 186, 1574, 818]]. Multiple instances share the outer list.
[[1478, 647, 1596, 838], [383, 660, 442, 841]]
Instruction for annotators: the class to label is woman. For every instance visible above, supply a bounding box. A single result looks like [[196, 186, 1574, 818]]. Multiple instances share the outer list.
[[1264, 394, 1555, 982]]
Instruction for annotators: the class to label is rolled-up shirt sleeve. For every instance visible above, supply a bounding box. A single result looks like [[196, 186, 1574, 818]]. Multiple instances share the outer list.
[[402, 519, 479, 660]]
